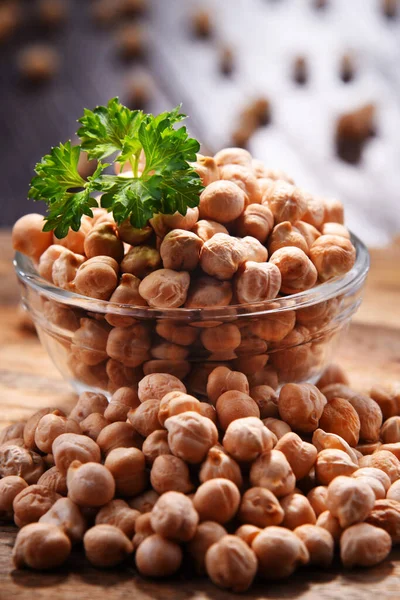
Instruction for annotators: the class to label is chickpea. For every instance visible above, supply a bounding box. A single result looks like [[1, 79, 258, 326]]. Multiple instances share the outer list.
[[249, 385, 279, 419], [107, 359, 142, 392], [0, 422, 25, 446], [84, 222, 124, 262], [67, 461, 115, 507], [13, 484, 60, 528], [37, 245, 66, 281], [37, 466, 67, 495], [135, 534, 182, 577], [79, 412, 108, 441], [294, 220, 321, 249], [150, 454, 193, 494], [138, 373, 186, 402], [71, 318, 109, 366], [127, 399, 161, 438], [192, 155, 219, 186], [160, 229, 203, 271], [278, 383, 327, 433], [321, 222, 350, 238], [132, 512, 154, 548], [220, 164, 261, 204], [275, 432, 318, 480], [117, 220, 153, 245], [139, 268, 190, 308], [106, 274, 147, 327], [84, 524, 133, 567], [352, 475, 386, 500], [240, 235, 269, 262], [239, 487, 284, 527], [68, 357, 109, 390], [165, 411, 218, 464], [345, 392, 382, 443], [185, 275, 232, 307], [54, 217, 91, 254], [199, 445, 243, 488], [199, 402, 218, 424], [205, 535, 257, 593], [366, 499, 400, 543], [151, 341, 189, 361], [192, 219, 229, 242], [52, 433, 101, 475], [158, 391, 201, 426], [156, 321, 198, 346], [250, 450, 296, 497], [75, 255, 120, 299], [319, 397, 360, 446], [263, 181, 308, 223], [106, 323, 151, 367], [105, 447, 147, 497], [52, 249, 85, 291], [235, 524, 262, 546], [23, 407, 64, 450], [95, 499, 139, 538], [387, 480, 400, 502], [150, 207, 199, 238], [13, 523, 71, 570], [216, 390, 260, 430], [39, 497, 87, 544], [310, 234, 356, 282], [187, 521, 227, 574], [42, 299, 80, 331], [359, 450, 400, 483], [268, 221, 309, 256], [214, 147, 252, 168], [270, 247, 318, 294], [340, 523, 391, 568], [121, 245, 161, 279], [0, 445, 44, 484], [316, 510, 343, 544], [0, 476, 28, 520], [193, 478, 240, 524], [325, 476, 375, 528], [252, 310, 296, 342], [315, 449, 358, 485], [263, 418, 292, 439], [252, 526, 309, 579], [301, 194, 325, 228], [150, 491, 198, 542], [143, 359, 190, 379], [34, 414, 80, 454], [236, 204, 273, 242], [381, 416, 400, 444], [200, 233, 245, 280], [97, 422, 142, 456], [201, 323, 241, 353], [269, 325, 313, 382], [104, 386, 140, 423], [322, 198, 344, 224], [69, 391, 108, 422], [352, 467, 391, 492], [312, 429, 358, 464], [316, 363, 350, 390], [234, 261, 281, 305], [223, 417, 275, 462], [307, 486, 328, 517], [142, 429, 171, 464], [370, 383, 400, 421], [280, 493, 317, 529], [12, 213, 53, 261], [294, 524, 334, 567]]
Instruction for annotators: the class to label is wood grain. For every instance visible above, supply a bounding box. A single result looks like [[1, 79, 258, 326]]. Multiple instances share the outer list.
[[0, 230, 400, 599]]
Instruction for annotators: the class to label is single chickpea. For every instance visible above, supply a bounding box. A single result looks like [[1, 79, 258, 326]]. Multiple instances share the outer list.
[[106, 322, 151, 367], [294, 524, 334, 567], [316, 511, 343, 544], [0, 445, 44, 484], [165, 411, 218, 464], [71, 318, 109, 366], [294, 220, 321, 249], [156, 321, 198, 346], [200, 233, 245, 280], [240, 235, 269, 263], [278, 383, 327, 433], [352, 475, 386, 500], [187, 521, 227, 574], [345, 392, 382, 443], [307, 486, 328, 517], [301, 194, 325, 229], [326, 476, 375, 528], [150, 454, 193, 494], [144, 357, 190, 379], [158, 392, 201, 426], [269, 325, 313, 383], [23, 407, 65, 450], [352, 467, 391, 493], [52, 249, 85, 291], [192, 219, 228, 242], [381, 416, 400, 444], [150, 207, 199, 238], [216, 391, 260, 431], [236, 204, 273, 242], [366, 499, 400, 543], [280, 493, 317, 529], [132, 512, 154, 549], [105, 447, 147, 497], [121, 245, 161, 279], [151, 341, 189, 361], [13, 523, 71, 570], [252, 526, 309, 579], [106, 274, 147, 327], [42, 299, 80, 331], [185, 275, 232, 307], [160, 229, 203, 271], [84, 222, 124, 262], [34, 414, 80, 454], [107, 359, 142, 392], [275, 432, 318, 480], [138, 373, 186, 402], [12, 213, 53, 261], [192, 155, 219, 186], [52, 433, 101, 475], [73, 256, 119, 300], [387, 480, 400, 502], [139, 268, 190, 308], [263, 418, 292, 439], [322, 198, 344, 224], [235, 524, 262, 546], [68, 357, 109, 390], [199, 402, 218, 424], [321, 222, 351, 238], [315, 449, 358, 485], [128, 399, 162, 437], [135, 534, 182, 577], [268, 221, 309, 256], [205, 535, 257, 593], [39, 497, 87, 544], [13, 485, 60, 528], [251, 309, 296, 343], [37, 467, 67, 495], [239, 487, 284, 527], [340, 523, 391, 568], [249, 386, 279, 419], [263, 181, 308, 223], [370, 383, 400, 421], [0, 422, 26, 446], [219, 164, 262, 205], [142, 429, 171, 465], [214, 147, 252, 168], [84, 524, 133, 568], [97, 422, 142, 456], [95, 499, 139, 538], [270, 247, 318, 294], [199, 445, 243, 488], [200, 323, 241, 353], [359, 450, 400, 483], [0, 476, 28, 520], [37, 245, 66, 281], [310, 235, 356, 282], [150, 491, 198, 542], [117, 220, 153, 245], [234, 261, 281, 305], [318, 397, 360, 446], [312, 429, 358, 464], [69, 392, 108, 423], [223, 417, 275, 462], [250, 450, 296, 498], [193, 478, 240, 524], [67, 461, 115, 507], [104, 387, 140, 423]]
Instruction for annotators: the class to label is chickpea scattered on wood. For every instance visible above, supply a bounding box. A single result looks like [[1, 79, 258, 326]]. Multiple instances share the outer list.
[[84, 524, 133, 568], [187, 521, 227, 574], [199, 444, 243, 488], [280, 492, 316, 529], [340, 523, 392, 568], [0, 476, 28, 520], [69, 392, 108, 423], [278, 383, 327, 433], [193, 478, 240, 524], [319, 397, 361, 446], [135, 534, 182, 577], [67, 460, 115, 507], [316, 510, 343, 544], [13, 484, 60, 528], [294, 524, 334, 567], [35, 413, 80, 454], [326, 476, 375, 528], [252, 526, 309, 579], [263, 417, 292, 439], [249, 385, 279, 419], [0, 444, 44, 484], [39, 497, 87, 544], [95, 499, 139, 538], [205, 535, 258, 593], [132, 512, 154, 549], [150, 491, 198, 541], [150, 454, 193, 494], [206, 366, 249, 405], [13, 523, 71, 570], [239, 487, 284, 527], [365, 499, 400, 543]]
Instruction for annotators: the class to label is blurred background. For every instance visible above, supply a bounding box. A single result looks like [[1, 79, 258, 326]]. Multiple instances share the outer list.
[[0, 0, 399, 246]]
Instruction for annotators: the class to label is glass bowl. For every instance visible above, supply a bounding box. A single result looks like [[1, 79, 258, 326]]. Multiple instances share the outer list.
[[14, 233, 369, 397]]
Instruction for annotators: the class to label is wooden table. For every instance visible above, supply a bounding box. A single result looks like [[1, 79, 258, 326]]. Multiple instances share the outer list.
[[0, 230, 400, 599]]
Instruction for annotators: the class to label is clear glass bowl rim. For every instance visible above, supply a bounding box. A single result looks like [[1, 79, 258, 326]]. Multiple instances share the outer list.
[[14, 232, 370, 322]]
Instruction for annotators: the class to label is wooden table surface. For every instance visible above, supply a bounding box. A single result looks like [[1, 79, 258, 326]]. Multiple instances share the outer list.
[[0, 229, 400, 599]]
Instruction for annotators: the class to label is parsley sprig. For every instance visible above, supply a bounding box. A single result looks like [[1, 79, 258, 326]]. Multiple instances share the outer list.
[[28, 99, 203, 237]]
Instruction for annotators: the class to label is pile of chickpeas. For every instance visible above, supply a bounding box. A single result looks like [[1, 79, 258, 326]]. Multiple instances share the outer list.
[[1, 364, 400, 592], [12, 147, 358, 391]]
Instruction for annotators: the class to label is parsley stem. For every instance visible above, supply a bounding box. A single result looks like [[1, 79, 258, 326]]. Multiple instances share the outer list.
[[129, 156, 136, 176]]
